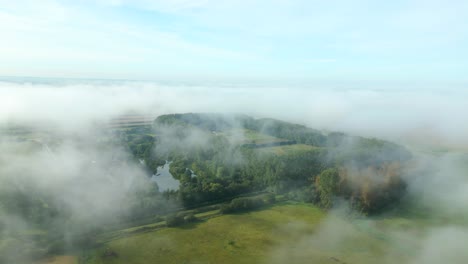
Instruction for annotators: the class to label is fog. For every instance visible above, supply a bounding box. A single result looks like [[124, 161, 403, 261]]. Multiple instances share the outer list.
[[1, 78, 468, 263], [1, 79, 467, 149]]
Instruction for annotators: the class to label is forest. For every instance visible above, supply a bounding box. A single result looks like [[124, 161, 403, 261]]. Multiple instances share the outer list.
[[133, 113, 411, 213]]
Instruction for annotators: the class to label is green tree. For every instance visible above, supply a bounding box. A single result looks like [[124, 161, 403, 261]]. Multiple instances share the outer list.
[[315, 168, 340, 209]]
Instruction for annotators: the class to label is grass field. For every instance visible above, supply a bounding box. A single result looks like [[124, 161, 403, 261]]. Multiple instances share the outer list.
[[258, 144, 320, 155], [218, 129, 322, 155], [222, 129, 288, 145], [81, 202, 423, 264], [38, 256, 78, 264]]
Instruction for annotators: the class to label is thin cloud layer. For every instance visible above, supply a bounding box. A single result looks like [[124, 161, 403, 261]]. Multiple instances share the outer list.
[[0, 0, 466, 80]]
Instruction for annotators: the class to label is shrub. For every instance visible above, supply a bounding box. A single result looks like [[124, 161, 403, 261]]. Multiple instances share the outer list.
[[220, 194, 275, 214], [166, 213, 198, 227], [165, 214, 185, 227], [262, 193, 276, 204], [183, 213, 197, 223]]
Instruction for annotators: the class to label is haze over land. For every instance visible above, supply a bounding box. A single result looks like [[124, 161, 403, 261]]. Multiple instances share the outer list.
[[1, 79, 468, 149], [1, 0, 468, 263], [1, 79, 468, 263]]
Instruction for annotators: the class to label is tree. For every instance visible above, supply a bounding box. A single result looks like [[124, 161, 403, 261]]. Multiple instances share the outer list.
[[315, 168, 340, 209]]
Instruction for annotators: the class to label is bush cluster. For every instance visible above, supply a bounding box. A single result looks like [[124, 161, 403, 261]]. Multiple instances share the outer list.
[[220, 193, 276, 214], [165, 213, 198, 227]]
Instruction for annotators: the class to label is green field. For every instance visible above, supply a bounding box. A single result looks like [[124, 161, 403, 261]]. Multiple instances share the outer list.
[[220, 129, 322, 155], [38, 256, 78, 264], [258, 144, 321, 155], [222, 129, 288, 145], [81, 202, 424, 264]]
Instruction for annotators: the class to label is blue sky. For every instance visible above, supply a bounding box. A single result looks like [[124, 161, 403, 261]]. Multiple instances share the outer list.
[[0, 0, 467, 82]]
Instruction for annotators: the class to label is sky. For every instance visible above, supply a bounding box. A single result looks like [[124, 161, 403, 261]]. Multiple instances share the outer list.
[[0, 0, 467, 82]]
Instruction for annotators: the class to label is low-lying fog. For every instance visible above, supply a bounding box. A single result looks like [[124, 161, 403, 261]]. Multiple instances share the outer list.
[[1, 78, 468, 263], [2, 79, 467, 149]]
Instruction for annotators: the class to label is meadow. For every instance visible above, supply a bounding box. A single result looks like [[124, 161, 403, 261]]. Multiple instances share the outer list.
[[79, 201, 430, 264]]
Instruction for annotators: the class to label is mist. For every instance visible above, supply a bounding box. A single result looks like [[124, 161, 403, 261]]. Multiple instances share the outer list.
[[1, 79, 467, 149], [1, 78, 468, 263]]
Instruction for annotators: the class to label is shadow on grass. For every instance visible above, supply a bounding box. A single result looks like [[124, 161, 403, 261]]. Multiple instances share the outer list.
[[174, 220, 204, 230]]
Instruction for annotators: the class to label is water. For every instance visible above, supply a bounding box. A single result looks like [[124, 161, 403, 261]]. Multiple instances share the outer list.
[[151, 161, 180, 191]]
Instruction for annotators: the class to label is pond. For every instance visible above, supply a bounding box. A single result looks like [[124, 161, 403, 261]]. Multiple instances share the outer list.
[[151, 161, 180, 191]]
